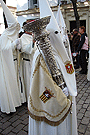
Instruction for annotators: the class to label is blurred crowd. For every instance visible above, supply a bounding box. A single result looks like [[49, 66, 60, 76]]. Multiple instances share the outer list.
[[68, 26, 89, 74]]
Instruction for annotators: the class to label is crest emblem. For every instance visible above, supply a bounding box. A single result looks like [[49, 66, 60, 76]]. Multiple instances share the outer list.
[[39, 87, 55, 103], [65, 62, 74, 74]]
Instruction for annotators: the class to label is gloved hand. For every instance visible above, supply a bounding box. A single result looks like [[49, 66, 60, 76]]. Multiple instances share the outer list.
[[15, 38, 20, 45], [62, 87, 69, 97], [15, 38, 21, 50]]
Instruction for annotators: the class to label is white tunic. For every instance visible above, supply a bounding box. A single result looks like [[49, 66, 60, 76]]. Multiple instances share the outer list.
[[18, 33, 36, 102]]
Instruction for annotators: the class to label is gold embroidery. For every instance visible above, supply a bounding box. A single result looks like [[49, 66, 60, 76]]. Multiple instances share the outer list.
[[32, 55, 56, 86], [28, 104, 71, 126], [29, 95, 70, 118], [39, 87, 56, 103]]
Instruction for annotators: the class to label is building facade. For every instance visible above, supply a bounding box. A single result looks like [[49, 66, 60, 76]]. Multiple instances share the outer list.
[[0, 0, 90, 43], [16, 0, 90, 44]]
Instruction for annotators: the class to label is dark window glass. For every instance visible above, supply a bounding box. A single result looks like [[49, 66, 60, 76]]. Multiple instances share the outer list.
[[33, 0, 37, 4], [70, 20, 86, 32]]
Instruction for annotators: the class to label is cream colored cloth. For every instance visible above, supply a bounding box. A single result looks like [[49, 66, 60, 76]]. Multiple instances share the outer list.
[[28, 50, 78, 135], [28, 54, 71, 125], [28, 96, 78, 135]]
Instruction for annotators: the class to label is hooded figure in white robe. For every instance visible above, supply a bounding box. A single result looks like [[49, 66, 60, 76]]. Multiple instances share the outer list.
[[28, 0, 78, 135], [0, 0, 22, 114], [0, 0, 36, 113], [12, 32, 36, 102]]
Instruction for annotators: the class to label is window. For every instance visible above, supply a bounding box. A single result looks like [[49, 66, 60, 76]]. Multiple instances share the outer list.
[[70, 20, 86, 32], [33, 0, 37, 4], [28, 0, 38, 9]]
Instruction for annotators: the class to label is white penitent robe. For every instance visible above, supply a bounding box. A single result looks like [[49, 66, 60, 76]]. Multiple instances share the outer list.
[[21, 35, 36, 102], [0, 22, 22, 114], [12, 33, 36, 102], [28, 0, 78, 135], [29, 115, 71, 135], [87, 50, 90, 81], [19, 33, 36, 102], [0, 0, 22, 113]]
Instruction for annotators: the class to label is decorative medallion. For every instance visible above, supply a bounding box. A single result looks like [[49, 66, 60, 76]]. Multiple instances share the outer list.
[[65, 62, 74, 74], [39, 87, 55, 103]]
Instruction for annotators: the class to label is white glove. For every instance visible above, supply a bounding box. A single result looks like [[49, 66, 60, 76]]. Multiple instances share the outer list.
[[15, 38, 20, 45], [15, 38, 22, 50], [62, 87, 69, 97]]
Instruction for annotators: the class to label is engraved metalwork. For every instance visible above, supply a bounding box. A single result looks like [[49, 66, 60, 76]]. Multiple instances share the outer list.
[[23, 16, 66, 89]]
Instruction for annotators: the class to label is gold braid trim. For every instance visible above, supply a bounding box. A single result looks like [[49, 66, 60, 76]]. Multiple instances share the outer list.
[[32, 55, 57, 86], [28, 102, 72, 126], [29, 95, 71, 118]]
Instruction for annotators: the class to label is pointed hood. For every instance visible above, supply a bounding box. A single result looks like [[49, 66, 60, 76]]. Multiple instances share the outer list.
[[56, 5, 73, 61], [39, 0, 69, 62], [39, 0, 77, 96], [56, 5, 66, 37], [56, 5, 66, 29], [39, 0, 59, 32], [0, 0, 17, 27]]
